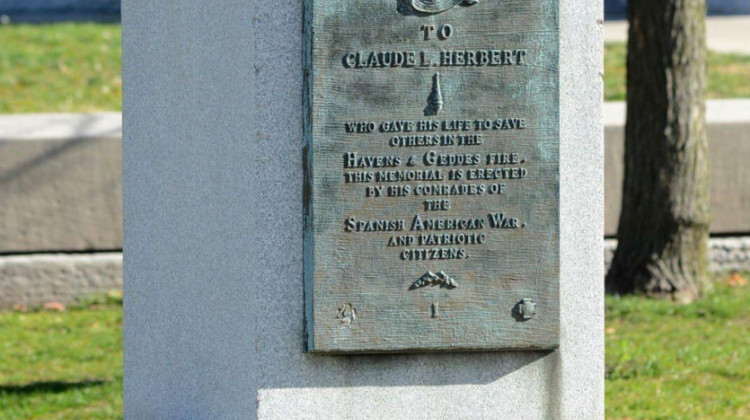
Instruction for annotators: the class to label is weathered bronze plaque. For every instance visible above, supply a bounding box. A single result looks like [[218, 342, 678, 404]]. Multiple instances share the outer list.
[[304, 0, 559, 352]]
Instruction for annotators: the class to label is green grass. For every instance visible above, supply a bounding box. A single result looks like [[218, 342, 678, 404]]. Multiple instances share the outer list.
[[0, 23, 121, 113], [2, 24, 750, 111], [0, 294, 123, 419], [2, 283, 749, 418], [604, 43, 629, 101], [606, 277, 750, 419], [604, 42, 750, 101]]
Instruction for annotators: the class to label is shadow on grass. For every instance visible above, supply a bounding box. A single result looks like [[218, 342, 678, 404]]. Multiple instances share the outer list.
[[0, 380, 107, 395]]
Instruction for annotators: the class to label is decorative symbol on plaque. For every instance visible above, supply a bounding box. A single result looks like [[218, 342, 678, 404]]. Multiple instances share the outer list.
[[336, 303, 356, 326], [409, 0, 478, 14], [424, 72, 444, 116], [410, 271, 458, 290], [514, 298, 537, 321]]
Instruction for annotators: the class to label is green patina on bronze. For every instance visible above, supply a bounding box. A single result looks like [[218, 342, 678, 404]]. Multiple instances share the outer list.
[[304, 0, 559, 353]]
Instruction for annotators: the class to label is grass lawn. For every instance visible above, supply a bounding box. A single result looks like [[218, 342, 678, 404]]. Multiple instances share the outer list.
[[1, 280, 749, 418], [606, 276, 750, 419], [604, 42, 750, 101], [0, 295, 123, 419], [0, 23, 121, 113], [2, 24, 750, 112]]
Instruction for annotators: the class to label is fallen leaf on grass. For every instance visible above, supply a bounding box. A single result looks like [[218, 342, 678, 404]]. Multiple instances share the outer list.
[[605, 327, 616, 334], [729, 272, 748, 287], [42, 302, 66, 311]]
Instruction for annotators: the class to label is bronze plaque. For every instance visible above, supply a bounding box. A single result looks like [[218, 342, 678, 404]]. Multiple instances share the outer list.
[[304, 0, 559, 352]]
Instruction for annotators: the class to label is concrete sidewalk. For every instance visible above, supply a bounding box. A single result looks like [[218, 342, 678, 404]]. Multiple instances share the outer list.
[[605, 16, 750, 54]]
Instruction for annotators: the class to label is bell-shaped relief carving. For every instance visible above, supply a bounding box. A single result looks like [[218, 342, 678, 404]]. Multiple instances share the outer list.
[[424, 72, 444, 116]]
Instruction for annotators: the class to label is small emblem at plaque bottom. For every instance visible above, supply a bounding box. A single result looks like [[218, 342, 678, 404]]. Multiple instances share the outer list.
[[336, 303, 356, 326], [515, 298, 537, 321], [410, 271, 458, 290]]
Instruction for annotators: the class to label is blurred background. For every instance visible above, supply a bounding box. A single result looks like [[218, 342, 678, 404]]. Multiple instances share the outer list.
[[0, 1, 749, 418]]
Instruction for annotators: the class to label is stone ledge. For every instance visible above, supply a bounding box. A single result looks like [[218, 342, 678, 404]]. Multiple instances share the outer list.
[[0, 112, 121, 140], [605, 100, 750, 236], [0, 113, 122, 254], [0, 252, 122, 310], [605, 100, 750, 126]]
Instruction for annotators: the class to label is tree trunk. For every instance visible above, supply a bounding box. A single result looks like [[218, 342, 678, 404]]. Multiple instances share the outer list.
[[606, 0, 710, 302]]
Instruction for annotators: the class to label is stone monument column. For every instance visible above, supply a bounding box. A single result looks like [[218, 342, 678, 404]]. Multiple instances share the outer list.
[[123, 0, 604, 418]]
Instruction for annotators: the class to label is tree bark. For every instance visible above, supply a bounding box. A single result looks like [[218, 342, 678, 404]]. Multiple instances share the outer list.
[[606, 0, 710, 301]]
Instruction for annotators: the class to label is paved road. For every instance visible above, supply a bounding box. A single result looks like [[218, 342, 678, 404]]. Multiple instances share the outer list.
[[605, 16, 750, 54]]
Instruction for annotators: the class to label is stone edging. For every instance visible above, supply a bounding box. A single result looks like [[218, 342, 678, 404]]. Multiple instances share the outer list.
[[605, 237, 750, 273]]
